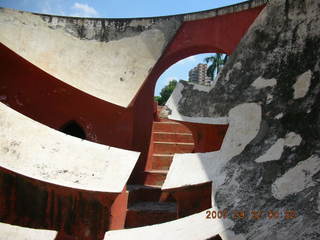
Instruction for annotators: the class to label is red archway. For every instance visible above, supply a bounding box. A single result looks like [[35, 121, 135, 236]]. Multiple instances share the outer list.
[[129, 4, 265, 182]]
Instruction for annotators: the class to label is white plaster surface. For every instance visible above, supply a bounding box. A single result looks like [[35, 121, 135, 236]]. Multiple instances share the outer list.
[[0, 8, 167, 107], [251, 77, 277, 89], [266, 93, 273, 104], [164, 82, 228, 124], [284, 132, 302, 147], [293, 70, 312, 99], [317, 192, 320, 214], [104, 208, 235, 240], [0, 222, 57, 240], [271, 155, 320, 200], [255, 139, 284, 163], [162, 103, 261, 194], [0, 103, 139, 192], [255, 132, 302, 163], [275, 113, 284, 119]]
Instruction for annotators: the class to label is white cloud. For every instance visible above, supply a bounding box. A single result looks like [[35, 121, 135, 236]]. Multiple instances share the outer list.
[[176, 56, 196, 65], [72, 2, 99, 17]]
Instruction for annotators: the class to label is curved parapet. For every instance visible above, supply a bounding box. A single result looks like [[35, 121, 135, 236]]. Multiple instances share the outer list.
[[105, 208, 235, 240], [0, 0, 267, 107], [0, 223, 57, 240], [0, 102, 139, 192], [162, 103, 261, 192]]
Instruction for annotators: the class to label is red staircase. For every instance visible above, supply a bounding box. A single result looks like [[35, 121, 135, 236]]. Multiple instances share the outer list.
[[145, 120, 195, 187], [125, 114, 195, 228]]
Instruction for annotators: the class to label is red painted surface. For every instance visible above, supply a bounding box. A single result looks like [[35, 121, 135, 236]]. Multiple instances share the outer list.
[[125, 209, 177, 228], [144, 171, 167, 186], [0, 167, 117, 240], [153, 121, 191, 133], [153, 132, 194, 143], [109, 187, 129, 230], [151, 154, 173, 170], [183, 122, 229, 153], [169, 182, 212, 218]]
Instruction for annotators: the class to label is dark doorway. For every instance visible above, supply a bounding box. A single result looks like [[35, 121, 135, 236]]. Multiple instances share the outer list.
[[59, 120, 86, 139]]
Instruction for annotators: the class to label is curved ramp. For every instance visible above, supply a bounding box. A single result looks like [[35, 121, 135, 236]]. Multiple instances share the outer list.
[[0, 223, 57, 240], [0, 102, 139, 192], [105, 208, 235, 240]]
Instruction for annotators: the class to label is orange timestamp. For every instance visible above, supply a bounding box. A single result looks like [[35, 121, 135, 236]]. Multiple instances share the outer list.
[[205, 209, 297, 220]]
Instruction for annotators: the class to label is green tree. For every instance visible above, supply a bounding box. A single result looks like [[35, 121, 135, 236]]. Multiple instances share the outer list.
[[204, 53, 228, 80], [154, 79, 177, 106]]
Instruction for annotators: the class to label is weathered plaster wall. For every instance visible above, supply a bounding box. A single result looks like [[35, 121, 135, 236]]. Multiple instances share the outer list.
[[164, 0, 320, 238]]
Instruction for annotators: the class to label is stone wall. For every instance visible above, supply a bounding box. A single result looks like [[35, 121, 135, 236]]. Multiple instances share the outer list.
[[165, 0, 320, 238]]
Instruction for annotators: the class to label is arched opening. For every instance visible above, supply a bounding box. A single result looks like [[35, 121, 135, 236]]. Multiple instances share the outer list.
[[143, 53, 229, 217], [59, 120, 86, 139], [154, 52, 228, 106]]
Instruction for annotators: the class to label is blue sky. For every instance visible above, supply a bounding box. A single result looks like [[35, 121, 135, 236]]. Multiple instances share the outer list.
[[0, 0, 245, 95]]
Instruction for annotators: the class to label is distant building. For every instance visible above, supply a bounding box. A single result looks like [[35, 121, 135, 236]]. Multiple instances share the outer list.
[[188, 63, 212, 86]]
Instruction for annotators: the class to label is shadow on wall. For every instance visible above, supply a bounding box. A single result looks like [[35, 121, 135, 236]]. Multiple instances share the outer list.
[[59, 120, 86, 139]]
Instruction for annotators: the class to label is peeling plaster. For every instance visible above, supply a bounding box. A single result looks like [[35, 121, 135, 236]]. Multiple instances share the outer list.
[[293, 70, 312, 99], [251, 77, 277, 89], [164, 82, 228, 124], [284, 132, 302, 147], [317, 192, 320, 214], [255, 132, 302, 163], [266, 93, 273, 104], [271, 155, 320, 200], [275, 113, 284, 119], [220, 230, 246, 240], [255, 138, 284, 163]]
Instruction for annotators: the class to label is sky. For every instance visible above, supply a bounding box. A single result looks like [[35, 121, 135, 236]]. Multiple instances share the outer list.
[[0, 0, 245, 95]]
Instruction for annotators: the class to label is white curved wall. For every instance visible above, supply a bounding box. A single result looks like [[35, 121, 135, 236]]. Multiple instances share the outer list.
[[0, 223, 57, 240], [0, 102, 139, 192], [104, 208, 240, 240], [0, 8, 169, 107]]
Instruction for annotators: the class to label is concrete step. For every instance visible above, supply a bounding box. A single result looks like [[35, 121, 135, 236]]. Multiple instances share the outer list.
[[125, 202, 177, 228], [153, 122, 191, 133], [126, 185, 162, 205], [144, 170, 168, 187], [152, 154, 173, 170], [153, 131, 194, 143], [153, 141, 194, 154]]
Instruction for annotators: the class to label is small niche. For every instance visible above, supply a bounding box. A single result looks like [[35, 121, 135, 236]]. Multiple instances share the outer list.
[[59, 120, 86, 139]]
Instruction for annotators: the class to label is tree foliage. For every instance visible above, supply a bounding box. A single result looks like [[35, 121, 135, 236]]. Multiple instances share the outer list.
[[154, 79, 177, 106], [204, 53, 228, 80]]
